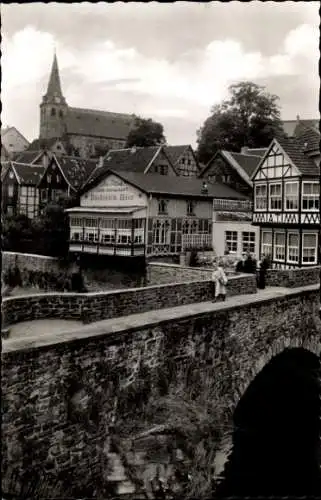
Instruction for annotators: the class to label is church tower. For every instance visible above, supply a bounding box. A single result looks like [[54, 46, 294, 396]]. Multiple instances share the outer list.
[[39, 52, 68, 140]]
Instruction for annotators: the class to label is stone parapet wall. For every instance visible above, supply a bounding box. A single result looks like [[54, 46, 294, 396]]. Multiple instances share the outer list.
[[147, 262, 241, 285], [2, 273, 256, 329], [2, 251, 62, 274], [2, 285, 320, 498], [266, 266, 320, 288]]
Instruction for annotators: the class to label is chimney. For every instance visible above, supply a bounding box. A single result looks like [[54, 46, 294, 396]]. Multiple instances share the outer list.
[[241, 146, 249, 154], [201, 181, 208, 194]]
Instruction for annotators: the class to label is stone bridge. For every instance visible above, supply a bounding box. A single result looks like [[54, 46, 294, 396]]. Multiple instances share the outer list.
[[2, 275, 321, 498]]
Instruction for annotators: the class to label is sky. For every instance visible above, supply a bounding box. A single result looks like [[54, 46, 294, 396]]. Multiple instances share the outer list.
[[1, 2, 319, 147]]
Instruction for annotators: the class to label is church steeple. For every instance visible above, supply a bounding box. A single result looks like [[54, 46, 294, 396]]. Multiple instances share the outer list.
[[39, 51, 68, 140], [43, 51, 66, 104]]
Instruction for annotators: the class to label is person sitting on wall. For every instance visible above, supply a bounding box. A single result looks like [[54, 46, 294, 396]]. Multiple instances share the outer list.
[[212, 259, 228, 302], [236, 253, 246, 273], [243, 251, 257, 274], [257, 254, 270, 289]]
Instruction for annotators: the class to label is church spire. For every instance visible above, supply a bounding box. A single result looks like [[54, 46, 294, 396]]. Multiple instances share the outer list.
[[45, 51, 64, 99]]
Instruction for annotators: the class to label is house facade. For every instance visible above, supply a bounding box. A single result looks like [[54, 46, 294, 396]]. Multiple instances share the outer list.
[[199, 148, 265, 258], [1, 126, 30, 158], [66, 171, 222, 259], [252, 132, 320, 268], [1, 162, 44, 218]]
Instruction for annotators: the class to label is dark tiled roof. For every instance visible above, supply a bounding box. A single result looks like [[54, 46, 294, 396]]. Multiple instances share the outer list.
[[282, 119, 319, 137], [14, 150, 44, 164], [277, 135, 320, 176], [109, 170, 248, 200], [85, 146, 161, 188], [294, 124, 320, 153], [228, 152, 263, 177], [164, 145, 190, 165], [56, 156, 98, 190], [12, 163, 45, 185], [66, 107, 134, 140]]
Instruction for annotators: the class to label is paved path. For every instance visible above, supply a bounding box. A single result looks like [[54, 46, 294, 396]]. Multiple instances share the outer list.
[[3, 284, 318, 353]]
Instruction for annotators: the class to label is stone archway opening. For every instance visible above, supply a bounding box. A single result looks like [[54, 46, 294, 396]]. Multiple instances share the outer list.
[[215, 347, 321, 498]]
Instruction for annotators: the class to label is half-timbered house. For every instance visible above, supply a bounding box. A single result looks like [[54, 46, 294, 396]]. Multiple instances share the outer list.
[[1, 162, 44, 218], [251, 130, 320, 268], [164, 145, 200, 177]]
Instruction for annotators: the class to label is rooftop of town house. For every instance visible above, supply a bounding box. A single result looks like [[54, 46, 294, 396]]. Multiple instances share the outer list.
[[224, 151, 263, 178], [13, 150, 45, 165], [282, 117, 319, 137], [27, 137, 63, 152], [163, 144, 198, 166], [275, 135, 320, 176], [53, 155, 98, 190], [294, 123, 320, 153], [10, 162, 45, 185], [86, 168, 250, 200]]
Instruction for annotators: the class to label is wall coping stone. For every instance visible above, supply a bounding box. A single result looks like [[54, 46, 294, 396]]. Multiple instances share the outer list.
[[2, 250, 58, 261], [3, 283, 319, 355], [1, 273, 252, 303]]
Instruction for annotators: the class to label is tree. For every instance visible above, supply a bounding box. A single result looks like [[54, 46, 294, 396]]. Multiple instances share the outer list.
[[126, 115, 166, 148], [196, 81, 285, 165], [34, 201, 70, 258], [2, 214, 39, 253]]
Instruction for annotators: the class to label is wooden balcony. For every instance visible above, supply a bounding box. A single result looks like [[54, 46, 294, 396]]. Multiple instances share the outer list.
[[214, 199, 253, 212]]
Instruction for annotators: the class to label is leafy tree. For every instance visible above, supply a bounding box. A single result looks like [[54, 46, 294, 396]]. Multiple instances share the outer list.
[[2, 214, 38, 253], [34, 201, 70, 258], [126, 115, 166, 148], [196, 81, 285, 165]]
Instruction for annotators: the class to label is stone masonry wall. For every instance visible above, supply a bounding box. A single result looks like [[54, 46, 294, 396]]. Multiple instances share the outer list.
[[2, 285, 320, 498], [2, 251, 62, 274], [146, 262, 241, 285], [2, 274, 257, 329], [266, 266, 320, 288]]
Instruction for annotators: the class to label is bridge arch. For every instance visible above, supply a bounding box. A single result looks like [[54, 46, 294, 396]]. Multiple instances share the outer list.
[[215, 346, 321, 497]]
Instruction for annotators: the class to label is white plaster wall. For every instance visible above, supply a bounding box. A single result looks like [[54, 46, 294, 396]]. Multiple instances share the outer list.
[[212, 221, 260, 258]]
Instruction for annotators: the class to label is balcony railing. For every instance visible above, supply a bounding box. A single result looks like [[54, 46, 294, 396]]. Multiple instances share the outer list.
[[214, 199, 253, 212]]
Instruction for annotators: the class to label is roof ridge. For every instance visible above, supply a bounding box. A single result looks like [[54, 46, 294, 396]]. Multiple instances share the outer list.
[[69, 106, 133, 118]]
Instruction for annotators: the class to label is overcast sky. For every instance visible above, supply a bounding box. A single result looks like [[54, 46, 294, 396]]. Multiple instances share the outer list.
[[2, 2, 319, 146]]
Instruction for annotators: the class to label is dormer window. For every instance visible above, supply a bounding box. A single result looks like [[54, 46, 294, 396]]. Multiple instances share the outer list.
[[158, 199, 168, 214]]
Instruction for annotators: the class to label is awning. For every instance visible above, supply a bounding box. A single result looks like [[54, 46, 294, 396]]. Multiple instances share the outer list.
[[65, 206, 146, 214]]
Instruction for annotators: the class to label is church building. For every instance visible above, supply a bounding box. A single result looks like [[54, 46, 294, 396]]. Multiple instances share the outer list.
[[38, 53, 134, 158]]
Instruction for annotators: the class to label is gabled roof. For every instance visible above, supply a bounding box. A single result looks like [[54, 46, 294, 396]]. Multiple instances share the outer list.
[[54, 155, 98, 191], [276, 136, 319, 176], [243, 148, 268, 157], [14, 150, 45, 165], [86, 169, 248, 200], [282, 118, 319, 137], [84, 146, 172, 190], [199, 149, 263, 188], [1, 126, 29, 146], [10, 163, 45, 185], [251, 136, 320, 179], [65, 107, 134, 140], [164, 145, 199, 168]]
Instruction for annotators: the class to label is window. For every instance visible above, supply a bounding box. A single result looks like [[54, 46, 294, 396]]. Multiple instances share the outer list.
[[158, 165, 168, 175], [153, 220, 170, 244], [302, 182, 319, 211], [181, 158, 185, 165], [134, 235, 143, 243], [288, 233, 299, 263], [274, 232, 285, 261], [59, 110, 63, 118], [302, 233, 317, 263], [7, 206, 13, 215], [84, 218, 98, 227], [56, 174, 61, 183], [41, 189, 48, 202], [269, 183, 282, 210], [51, 108, 56, 116], [187, 200, 195, 216], [261, 231, 272, 258], [21, 186, 27, 196], [117, 234, 131, 244], [255, 184, 267, 210], [158, 199, 168, 214], [47, 174, 52, 183], [8, 185, 14, 197], [70, 217, 83, 226], [285, 182, 298, 210], [242, 232, 255, 253], [225, 231, 238, 253], [71, 232, 81, 241], [85, 231, 98, 242]]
